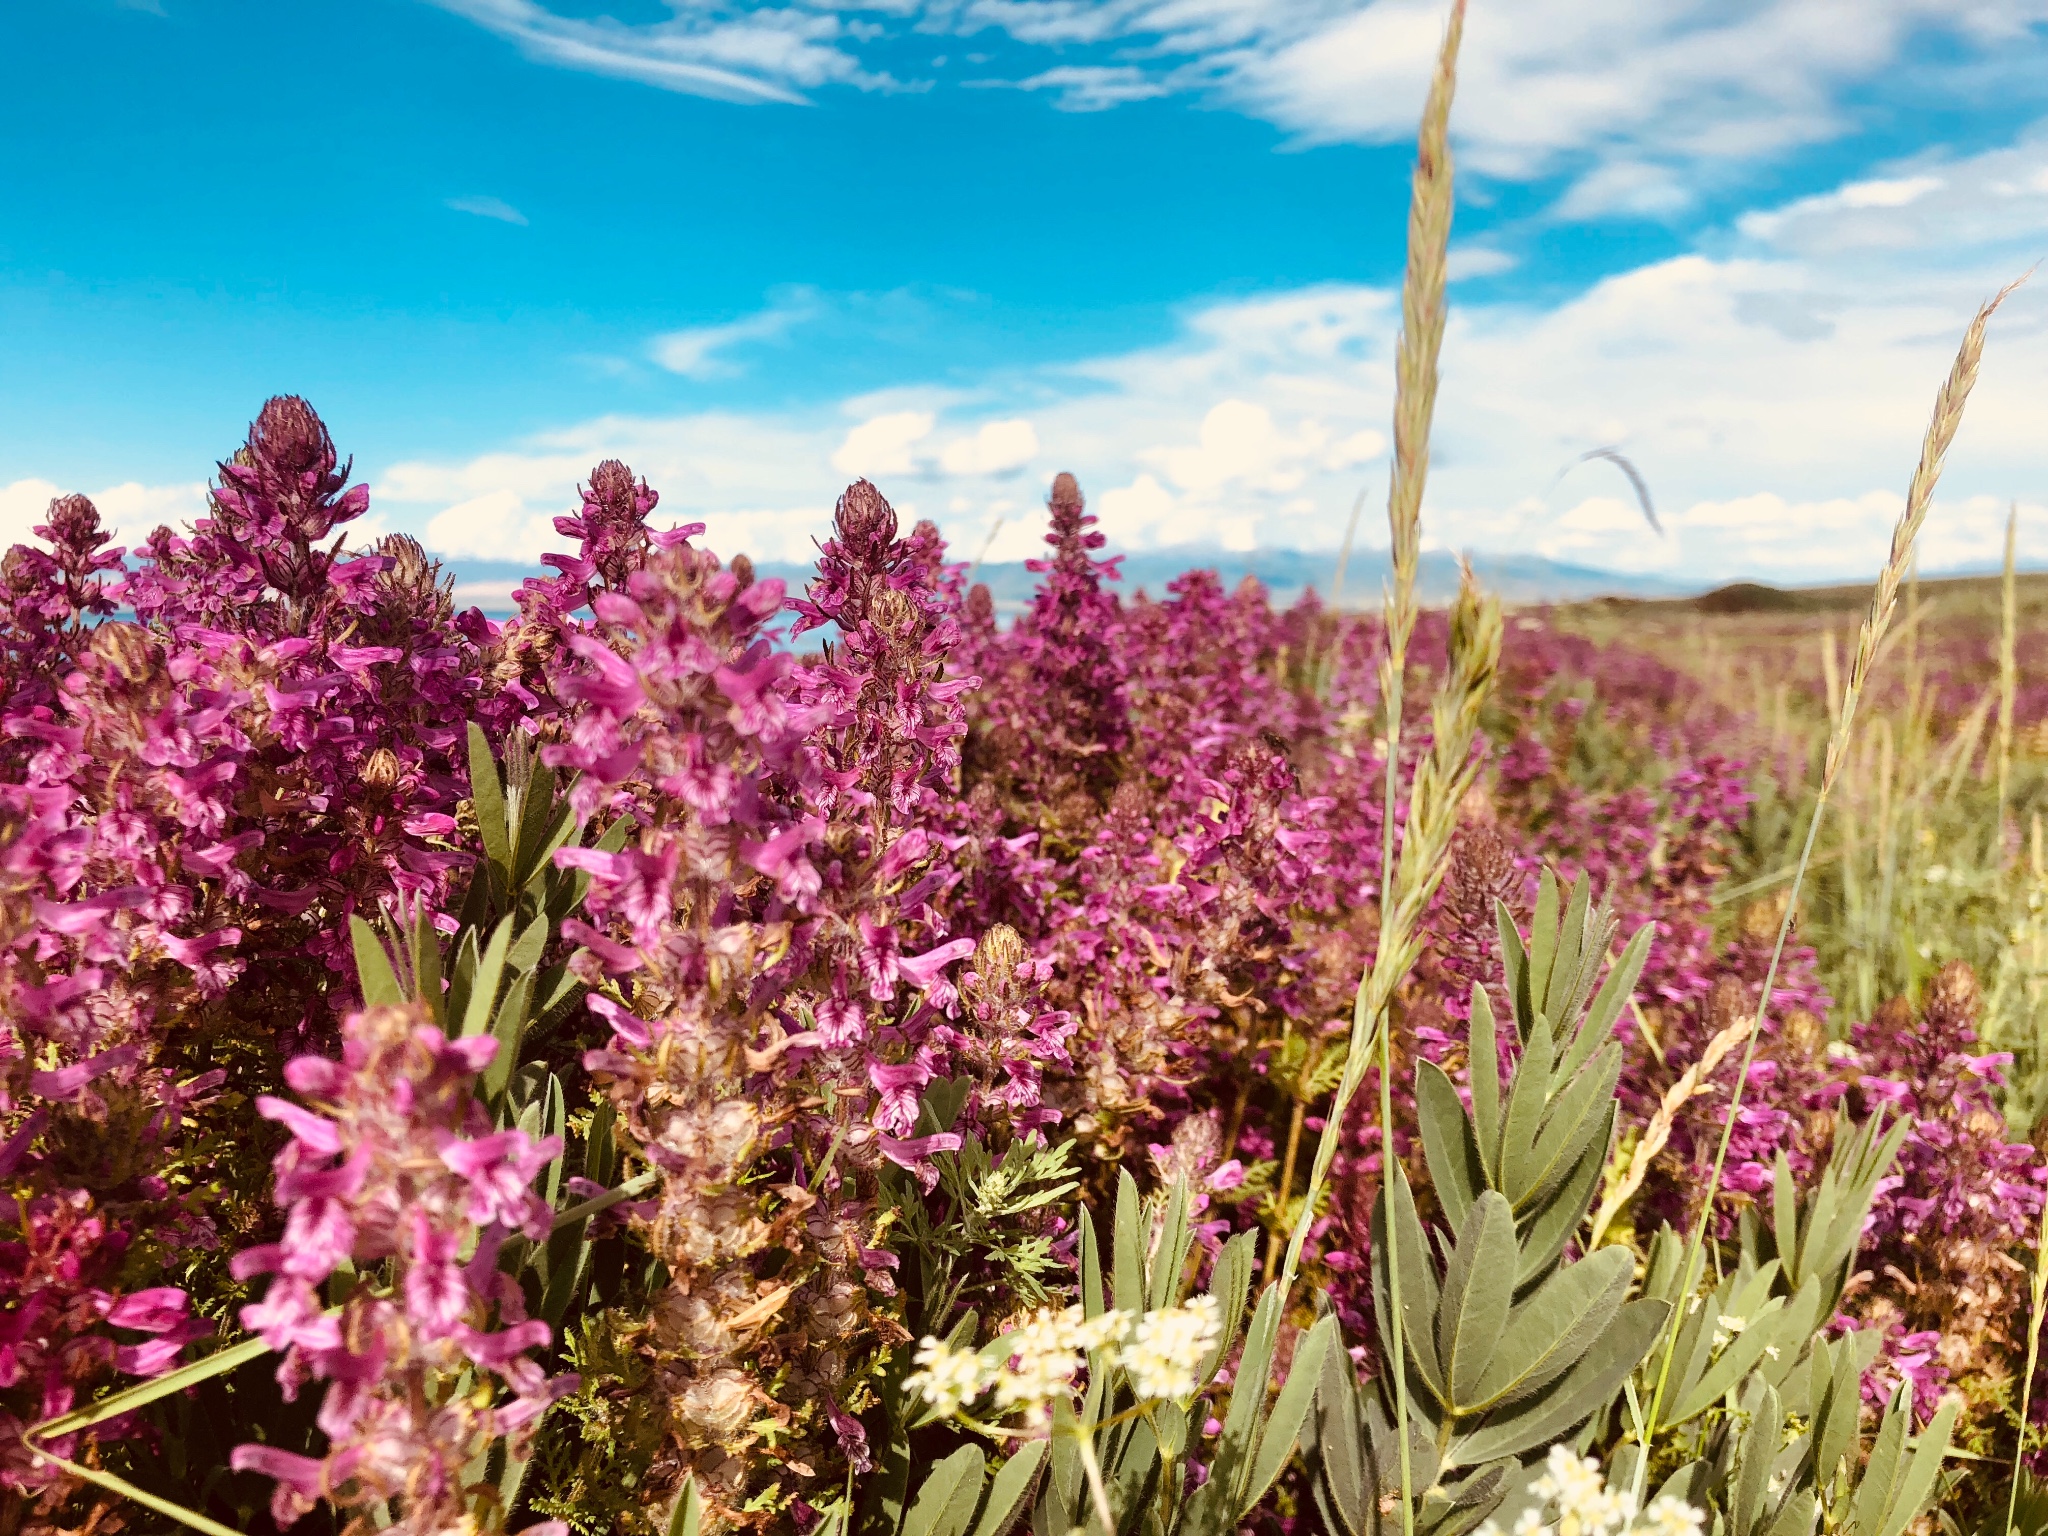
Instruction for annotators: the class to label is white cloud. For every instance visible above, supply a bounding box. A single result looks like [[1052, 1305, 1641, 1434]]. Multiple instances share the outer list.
[[424, 0, 2048, 217], [424, 0, 881, 103], [939, 418, 1039, 475], [650, 296, 814, 378], [352, 123, 2048, 587], [1447, 245, 1518, 281], [447, 194, 530, 225], [1007, 65, 1169, 110], [832, 411, 934, 477]]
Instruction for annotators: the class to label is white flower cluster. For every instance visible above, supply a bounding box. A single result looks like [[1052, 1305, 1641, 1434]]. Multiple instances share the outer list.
[[904, 1296, 1221, 1427], [1475, 1447, 1704, 1536]]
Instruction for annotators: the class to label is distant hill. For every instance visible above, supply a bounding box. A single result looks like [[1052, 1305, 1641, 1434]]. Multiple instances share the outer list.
[[439, 544, 1694, 616]]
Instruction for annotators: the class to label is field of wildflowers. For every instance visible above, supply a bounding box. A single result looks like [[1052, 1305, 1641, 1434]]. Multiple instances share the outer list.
[[4, 8, 2047, 1536]]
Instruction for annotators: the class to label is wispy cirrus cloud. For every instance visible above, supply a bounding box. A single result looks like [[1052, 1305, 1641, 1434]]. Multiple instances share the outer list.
[[446, 193, 530, 225], [649, 292, 818, 378], [420, 0, 2048, 221], [424, 0, 887, 104]]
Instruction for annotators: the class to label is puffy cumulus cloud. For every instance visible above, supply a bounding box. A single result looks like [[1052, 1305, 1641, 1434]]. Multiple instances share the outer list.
[[351, 128, 2048, 588], [832, 411, 935, 477], [939, 418, 1039, 475]]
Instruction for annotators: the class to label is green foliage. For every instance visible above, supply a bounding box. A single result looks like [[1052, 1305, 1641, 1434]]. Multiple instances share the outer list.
[[881, 1087, 1082, 1338], [1307, 875, 1669, 1534]]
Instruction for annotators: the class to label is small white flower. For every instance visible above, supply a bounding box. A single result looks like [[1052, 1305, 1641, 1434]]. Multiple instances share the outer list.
[[1636, 1495, 1706, 1536], [992, 1306, 1097, 1426], [905, 1336, 993, 1417], [1116, 1295, 1221, 1403], [1711, 1314, 1747, 1350]]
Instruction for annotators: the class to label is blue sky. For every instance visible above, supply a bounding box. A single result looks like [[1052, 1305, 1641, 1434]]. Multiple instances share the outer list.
[[6, 0, 2048, 591]]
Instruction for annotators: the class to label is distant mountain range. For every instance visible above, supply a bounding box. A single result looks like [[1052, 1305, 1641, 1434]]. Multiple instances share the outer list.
[[441, 544, 1695, 616]]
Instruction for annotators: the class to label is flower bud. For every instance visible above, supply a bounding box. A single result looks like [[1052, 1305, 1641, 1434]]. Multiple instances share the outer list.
[[834, 480, 897, 558]]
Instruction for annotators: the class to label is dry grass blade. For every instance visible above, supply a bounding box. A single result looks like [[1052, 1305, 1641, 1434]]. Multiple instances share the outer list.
[[1646, 273, 2028, 1434], [1585, 1009, 1754, 1249]]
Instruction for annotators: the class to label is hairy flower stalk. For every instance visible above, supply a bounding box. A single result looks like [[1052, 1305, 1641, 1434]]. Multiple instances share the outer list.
[[228, 1003, 571, 1536], [1645, 275, 2028, 1435]]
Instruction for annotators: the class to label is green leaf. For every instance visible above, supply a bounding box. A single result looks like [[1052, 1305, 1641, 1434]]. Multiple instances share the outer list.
[[1112, 1169, 1145, 1316], [1730, 1382, 1780, 1536], [1309, 1340, 1370, 1536], [349, 915, 405, 1006], [1813, 1335, 1862, 1495], [1668, 1292, 1791, 1425], [1513, 1109, 1613, 1286], [447, 925, 482, 1033], [667, 1473, 704, 1536], [904, 1447, 985, 1536], [1526, 869, 1561, 1012], [468, 722, 511, 877], [1572, 924, 1651, 1075], [1496, 1022, 1555, 1205], [1851, 1391, 1912, 1536], [1494, 900, 1529, 1040], [1203, 1282, 1284, 1524], [1149, 1175, 1194, 1311], [483, 971, 536, 1101], [1449, 1298, 1667, 1467], [411, 900, 443, 1022], [972, 1442, 1046, 1536], [1878, 1397, 1959, 1536], [1771, 1153, 1800, 1284], [1468, 985, 1502, 1178], [1198, 1232, 1255, 1389], [1371, 1163, 1443, 1404], [1508, 1043, 1619, 1212], [1417, 1061, 1484, 1231], [1437, 1192, 1516, 1412], [1080, 1201, 1106, 1322], [1243, 1312, 1336, 1515], [508, 912, 548, 977], [1465, 1244, 1631, 1414], [461, 915, 516, 1038], [1542, 874, 1591, 1023]]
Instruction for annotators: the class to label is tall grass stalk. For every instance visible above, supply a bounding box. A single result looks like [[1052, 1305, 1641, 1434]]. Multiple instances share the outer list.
[[1275, 8, 1465, 1532], [1644, 276, 2027, 1433], [2009, 1188, 2048, 1536], [1998, 502, 2019, 848]]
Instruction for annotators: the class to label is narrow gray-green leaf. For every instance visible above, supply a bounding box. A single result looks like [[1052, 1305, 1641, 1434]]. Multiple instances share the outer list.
[[1466, 1244, 1631, 1412], [1573, 924, 1651, 1076], [350, 914, 405, 1006], [468, 722, 511, 882], [461, 915, 516, 1039], [1448, 1298, 1667, 1467], [971, 1442, 1046, 1536], [1417, 1060, 1483, 1230], [1509, 1043, 1619, 1211], [1149, 1174, 1194, 1311], [1469, 984, 1502, 1176], [1242, 1312, 1335, 1516], [1438, 1192, 1516, 1412], [1112, 1168, 1144, 1316]]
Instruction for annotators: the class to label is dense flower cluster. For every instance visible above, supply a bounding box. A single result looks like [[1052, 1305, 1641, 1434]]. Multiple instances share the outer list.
[[2, 398, 2044, 1533], [229, 1003, 570, 1533]]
